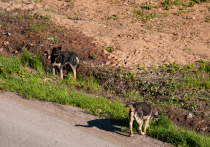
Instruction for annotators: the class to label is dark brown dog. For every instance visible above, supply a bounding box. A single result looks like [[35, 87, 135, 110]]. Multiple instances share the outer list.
[[125, 102, 158, 137], [44, 47, 80, 79]]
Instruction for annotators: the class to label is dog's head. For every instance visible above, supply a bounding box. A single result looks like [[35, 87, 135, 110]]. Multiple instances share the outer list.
[[152, 108, 158, 119]]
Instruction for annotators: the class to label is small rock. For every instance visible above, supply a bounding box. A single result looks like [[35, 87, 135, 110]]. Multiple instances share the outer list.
[[106, 61, 111, 65], [4, 41, 9, 46], [47, 37, 54, 40], [186, 113, 193, 119]]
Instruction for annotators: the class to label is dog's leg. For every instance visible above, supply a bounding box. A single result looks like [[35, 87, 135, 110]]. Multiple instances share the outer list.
[[53, 66, 55, 76], [143, 118, 150, 134], [70, 64, 77, 80], [129, 111, 135, 137], [60, 65, 63, 79], [136, 117, 144, 135], [138, 121, 144, 135]]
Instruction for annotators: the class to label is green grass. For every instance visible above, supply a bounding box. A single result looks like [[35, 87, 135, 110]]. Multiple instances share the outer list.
[[0, 56, 21, 75], [0, 53, 210, 147], [199, 62, 210, 73], [162, 0, 209, 10], [106, 47, 114, 53], [133, 10, 156, 23], [29, 15, 51, 31], [21, 49, 44, 71]]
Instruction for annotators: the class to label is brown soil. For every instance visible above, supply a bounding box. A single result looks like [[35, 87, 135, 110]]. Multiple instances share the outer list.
[[0, 0, 210, 135]]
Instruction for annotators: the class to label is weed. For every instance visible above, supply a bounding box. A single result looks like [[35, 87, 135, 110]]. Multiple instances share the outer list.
[[133, 10, 156, 23], [141, 4, 156, 10], [68, 13, 79, 20], [177, 10, 186, 15], [17, 13, 24, 22], [106, 47, 114, 53], [107, 14, 119, 20], [29, 13, 34, 19], [143, 12, 156, 23], [137, 64, 147, 70], [199, 62, 210, 73], [45, 9, 55, 12], [35, 0, 43, 3], [29, 15, 51, 31], [56, 27, 63, 32], [133, 10, 147, 17], [0, 55, 21, 75], [205, 16, 210, 22], [189, 1, 195, 7], [191, 0, 207, 3], [163, 12, 169, 17], [21, 49, 44, 71], [93, 54, 97, 59], [163, 0, 174, 10], [174, 0, 184, 5]]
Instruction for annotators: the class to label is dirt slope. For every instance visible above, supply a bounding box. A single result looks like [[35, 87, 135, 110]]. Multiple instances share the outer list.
[[1, 0, 210, 73]]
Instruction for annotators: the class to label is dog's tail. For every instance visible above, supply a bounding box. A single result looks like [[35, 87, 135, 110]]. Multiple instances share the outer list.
[[125, 104, 134, 112]]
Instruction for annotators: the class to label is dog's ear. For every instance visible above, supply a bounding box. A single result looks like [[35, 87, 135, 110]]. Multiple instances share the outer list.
[[58, 46, 62, 50], [44, 50, 51, 59]]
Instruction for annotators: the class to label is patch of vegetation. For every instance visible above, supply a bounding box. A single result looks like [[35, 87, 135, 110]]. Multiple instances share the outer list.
[[106, 14, 119, 20], [47, 34, 59, 42], [141, 3, 157, 10], [0, 56, 21, 75], [163, 0, 174, 10], [35, 0, 43, 3], [29, 15, 52, 31], [21, 49, 44, 71], [199, 60, 210, 73], [133, 10, 156, 23], [205, 16, 210, 22], [177, 10, 186, 15], [56, 27, 63, 32], [67, 13, 79, 20], [17, 13, 24, 22], [45, 9, 55, 12], [106, 47, 114, 53], [162, 0, 209, 10]]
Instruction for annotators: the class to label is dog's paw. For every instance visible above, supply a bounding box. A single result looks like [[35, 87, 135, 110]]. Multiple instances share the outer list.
[[140, 132, 145, 135]]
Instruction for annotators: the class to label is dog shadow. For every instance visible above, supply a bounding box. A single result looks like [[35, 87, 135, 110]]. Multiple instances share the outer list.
[[75, 118, 129, 137]]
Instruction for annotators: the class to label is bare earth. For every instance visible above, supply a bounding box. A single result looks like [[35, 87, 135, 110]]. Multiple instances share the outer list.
[[0, 91, 171, 147], [1, 0, 210, 73]]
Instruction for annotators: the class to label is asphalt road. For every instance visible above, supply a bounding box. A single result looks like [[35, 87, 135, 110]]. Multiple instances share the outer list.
[[0, 91, 171, 147]]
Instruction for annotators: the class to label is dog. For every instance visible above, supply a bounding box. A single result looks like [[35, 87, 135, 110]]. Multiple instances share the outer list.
[[125, 102, 158, 137], [45, 46, 80, 79]]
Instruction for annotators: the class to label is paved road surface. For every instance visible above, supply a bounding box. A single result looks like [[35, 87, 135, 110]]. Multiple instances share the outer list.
[[0, 91, 171, 147]]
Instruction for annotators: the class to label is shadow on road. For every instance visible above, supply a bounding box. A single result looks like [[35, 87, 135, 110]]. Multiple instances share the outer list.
[[75, 119, 129, 137]]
